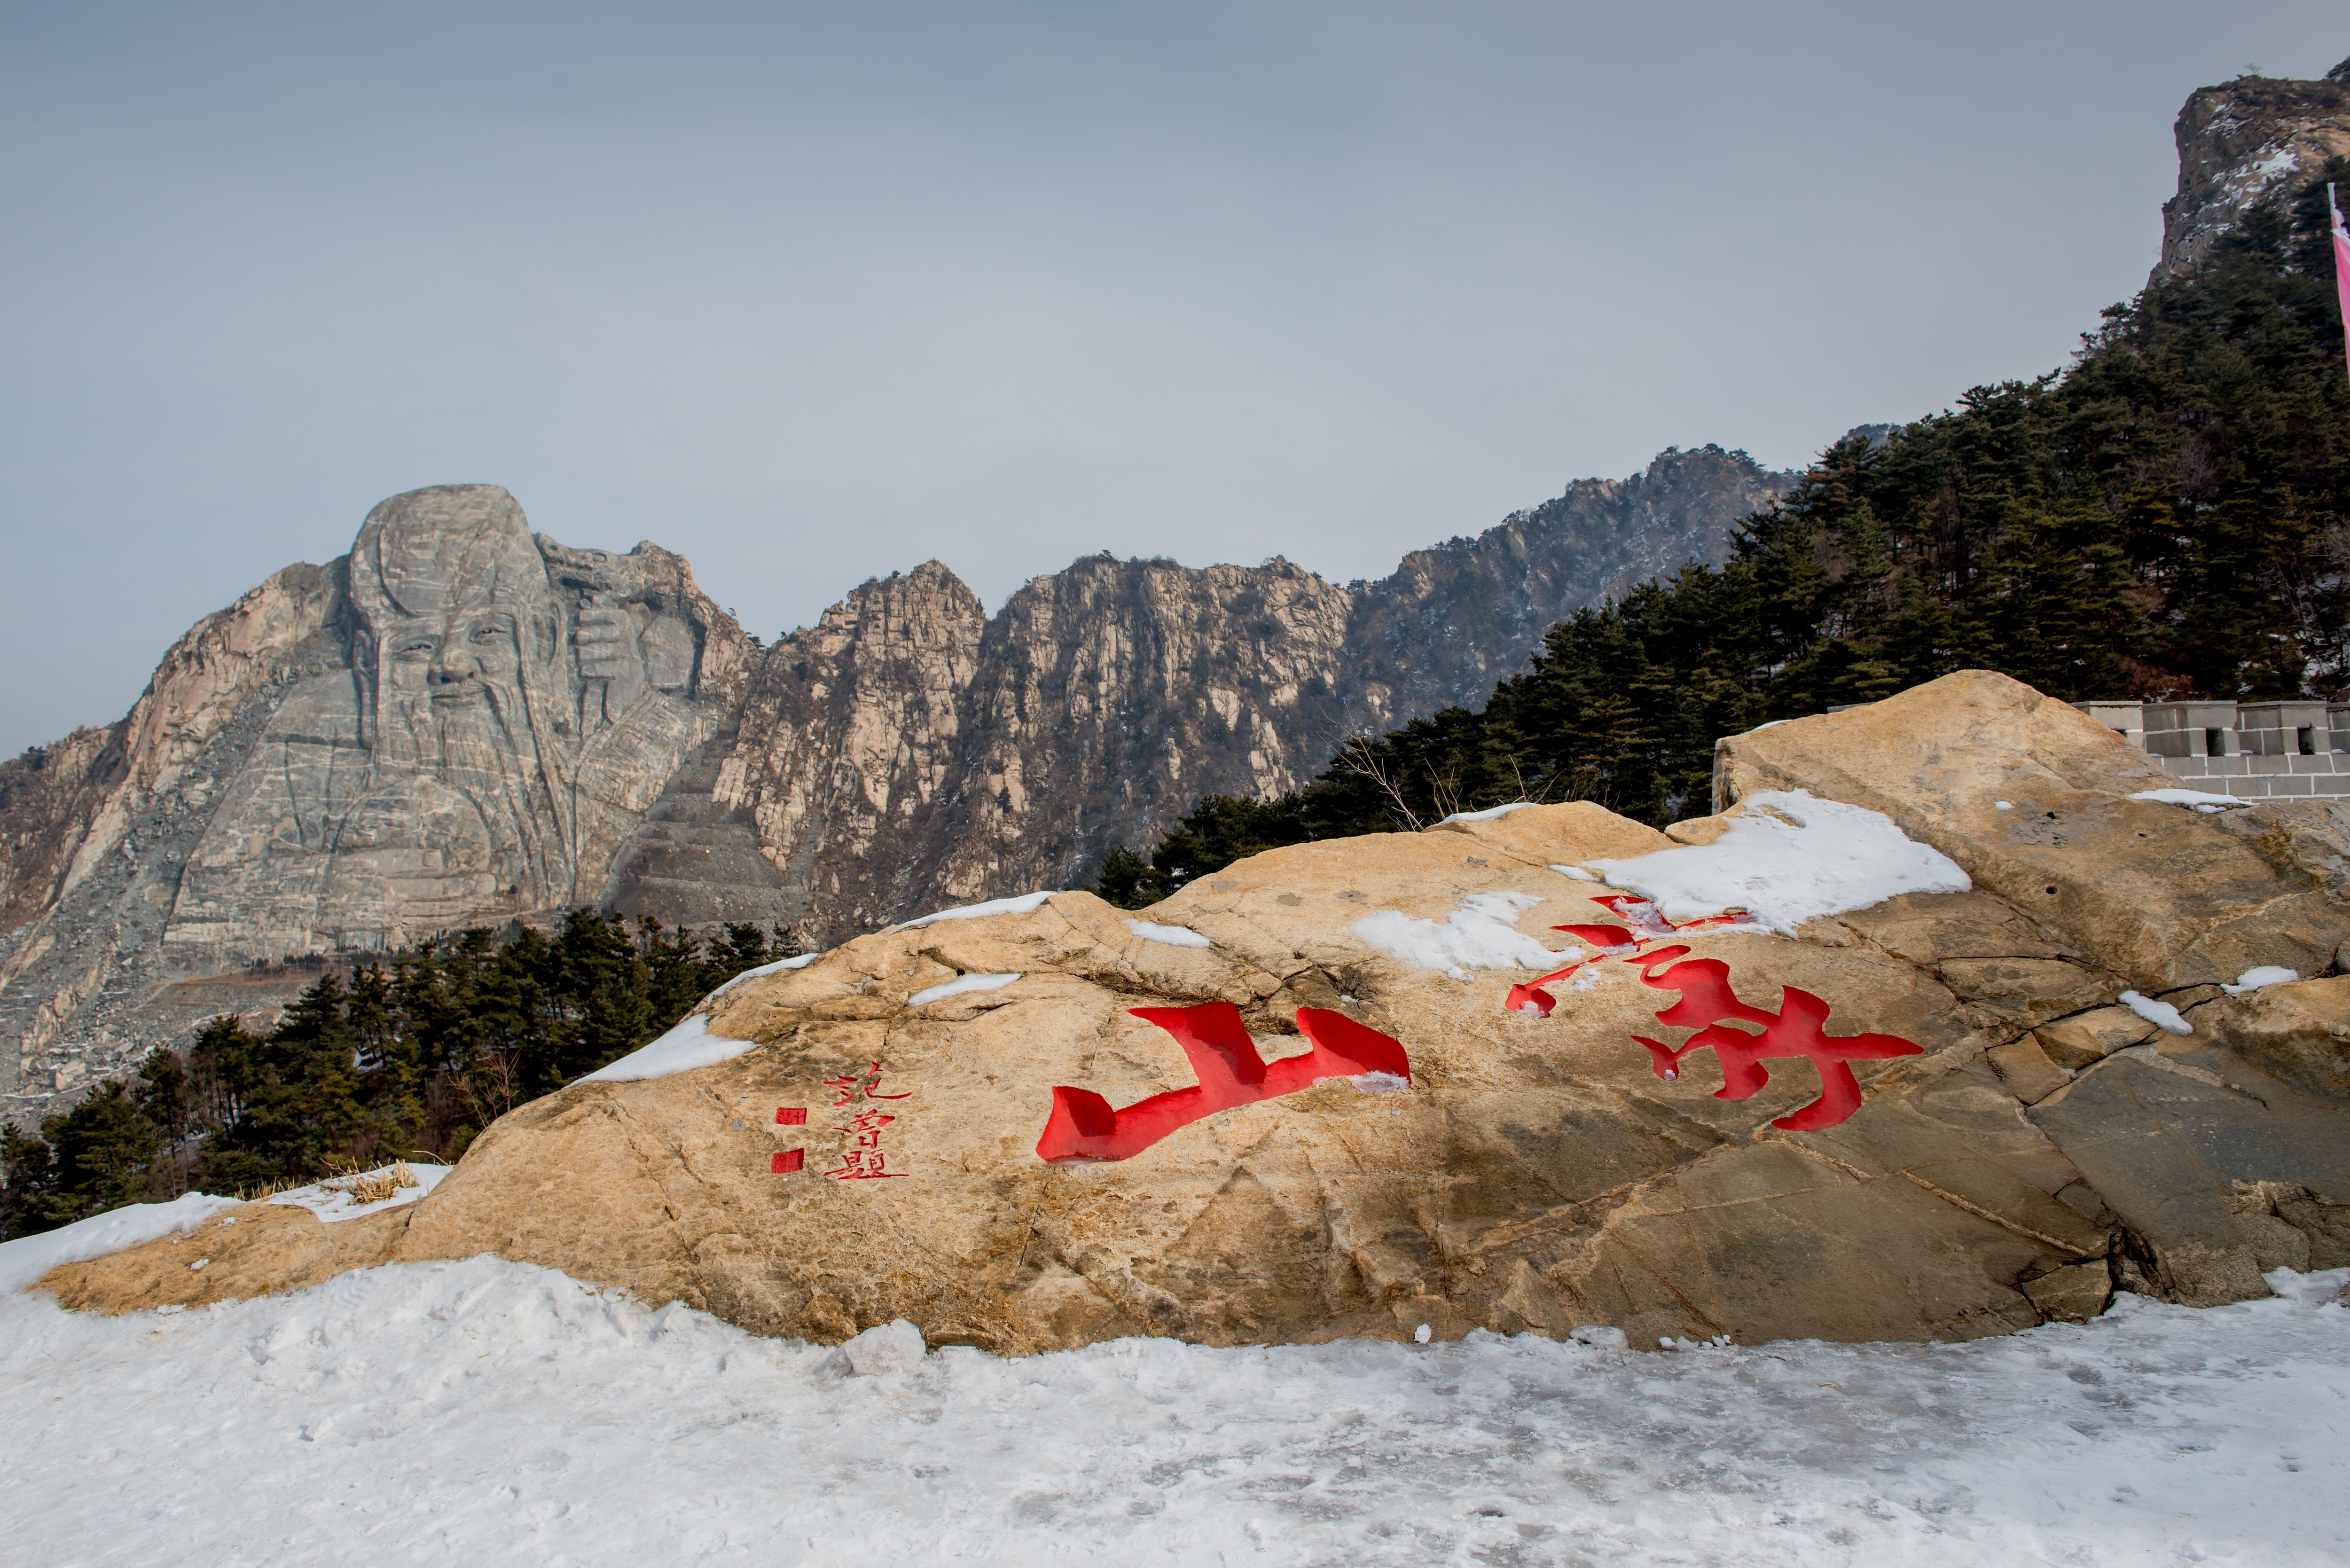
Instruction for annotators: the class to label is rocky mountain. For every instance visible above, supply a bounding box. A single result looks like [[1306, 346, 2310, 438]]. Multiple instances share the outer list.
[[0, 447, 1791, 1117], [2153, 58, 2350, 283]]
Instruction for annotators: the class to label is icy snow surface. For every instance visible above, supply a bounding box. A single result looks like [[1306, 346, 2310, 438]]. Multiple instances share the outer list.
[[713, 951, 820, 994], [907, 972, 1021, 1008], [2128, 788, 2248, 811], [269, 1162, 453, 1224], [0, 1192, 239, 1293], [2119, 989, 2195, 1036], [2224, 966, 2300, 995], [896, 890, 1058, 930], [3, 1259, 2346, 1565], [575, 1014, 752, 1084], [1353, 891, 1574, 980], [1435, 801, 1535, 824], [576, 954, 824, 1084], [1125, 918, 1212, 948], [1585, 790, 1970, 935], [1550, 863, 1599, 881]]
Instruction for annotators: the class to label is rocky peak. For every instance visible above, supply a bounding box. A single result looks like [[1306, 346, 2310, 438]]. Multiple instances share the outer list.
[[2154, 63, 2350, 283], [2, 451, 1790, 1117]]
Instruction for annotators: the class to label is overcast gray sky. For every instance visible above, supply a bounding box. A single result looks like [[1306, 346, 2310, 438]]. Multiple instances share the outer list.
[[1, 3, 2341, 756]]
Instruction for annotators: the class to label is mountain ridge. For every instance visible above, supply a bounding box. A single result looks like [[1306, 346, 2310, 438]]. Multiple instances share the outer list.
[[0, 445, 1792, 1116]]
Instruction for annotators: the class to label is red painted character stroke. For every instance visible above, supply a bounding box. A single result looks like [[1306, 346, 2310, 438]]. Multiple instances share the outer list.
[[1036, 1003, 1410, 1164], [1626, 944, 1921, 1130], [1504, 896, 1919, 1130]]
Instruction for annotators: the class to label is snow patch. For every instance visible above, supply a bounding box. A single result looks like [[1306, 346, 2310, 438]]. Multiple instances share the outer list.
[[1347, 1071, 1410, 1095], [2224, 965, 2300, 995], [895, 891, 1058, 930], [269, 1162, 453, 1224], [2129, 788, 2248, 811], [1436, 801, 1536, 825], [1353, 891, 1574, 980], [2119, 989, 2195, 1036], [1, 1255, 2347, 1562], [1583, 790, 1969, 935], [1550, 864, 1599, 881], [820, 1318, 927, 1377], [0, 1192, 240, 1293], [1125, 919, 1211, 948], [713, 951, 820, 996], [908, 972, 1020, 1008], [577, 1014, 752, 1084]]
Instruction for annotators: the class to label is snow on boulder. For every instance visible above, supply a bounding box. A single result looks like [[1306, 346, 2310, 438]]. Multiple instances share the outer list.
[[1583, 790, 1969, 934], [822, 1317, 928, 1376], [0, 1193, 239, 1294]]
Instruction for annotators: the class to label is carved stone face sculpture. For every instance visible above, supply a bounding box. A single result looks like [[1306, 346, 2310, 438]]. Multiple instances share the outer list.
[[159, 483, 719, 963], [340, 486, 574, 914]]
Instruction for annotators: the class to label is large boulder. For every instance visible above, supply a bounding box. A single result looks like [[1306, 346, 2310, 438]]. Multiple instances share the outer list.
[[379, 801, 2123, 1351], [39, 676, 2350, 1350]]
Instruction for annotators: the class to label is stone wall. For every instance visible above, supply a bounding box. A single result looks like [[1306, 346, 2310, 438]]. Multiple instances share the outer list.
[[2074, 698, 2350, 801]]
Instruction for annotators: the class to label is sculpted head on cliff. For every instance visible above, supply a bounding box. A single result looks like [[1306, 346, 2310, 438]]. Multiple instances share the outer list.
[[351, 486, 563, 749], [340, 485, 576, 911]]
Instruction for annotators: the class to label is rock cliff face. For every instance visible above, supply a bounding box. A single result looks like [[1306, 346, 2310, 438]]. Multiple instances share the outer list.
[[0, 449, 1790, 1117], [713, 443, 1792, 938], [0, 486, 754, 1114], [2153, 60, 2350, 284]]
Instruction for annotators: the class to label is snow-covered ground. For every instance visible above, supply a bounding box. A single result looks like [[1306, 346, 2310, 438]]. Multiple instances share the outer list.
[[3, 1255, 2344, 1565]]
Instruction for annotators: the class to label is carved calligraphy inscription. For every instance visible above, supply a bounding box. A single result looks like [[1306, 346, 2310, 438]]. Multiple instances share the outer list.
[[824, 1062, 911, 1179], [1628, 945, 1920, 1131], [1035, 1003, 1410, 1164], [1503, 895, 1919, 1130]]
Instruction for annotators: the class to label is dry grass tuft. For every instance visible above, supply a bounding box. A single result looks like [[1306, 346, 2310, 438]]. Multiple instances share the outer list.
[[322, 1160, 419, 1206]]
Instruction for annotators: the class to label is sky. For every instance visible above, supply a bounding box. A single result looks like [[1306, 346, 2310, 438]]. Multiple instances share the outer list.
[[0, 3, 2342, 756]]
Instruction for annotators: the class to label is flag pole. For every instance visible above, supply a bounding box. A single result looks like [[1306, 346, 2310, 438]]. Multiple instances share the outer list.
[[2332, 182, 2350, 379]]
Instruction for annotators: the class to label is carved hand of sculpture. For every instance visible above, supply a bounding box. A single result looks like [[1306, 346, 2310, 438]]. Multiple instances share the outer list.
[[574, 595, 647, 727]]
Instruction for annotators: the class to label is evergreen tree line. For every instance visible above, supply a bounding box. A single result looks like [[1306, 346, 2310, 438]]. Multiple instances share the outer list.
[[0, 913, 799, 1239], [1094, 164, 2350, 909]]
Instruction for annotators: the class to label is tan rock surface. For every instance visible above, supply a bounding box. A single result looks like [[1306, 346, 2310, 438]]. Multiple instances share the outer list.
[[2195, 976, 2350, 1105], [2034, 1005, 2160, 1069], [363, 800, 2126, 1353], [1986, 1037, 2071, 1104], [34, 1201, 411, 1315]]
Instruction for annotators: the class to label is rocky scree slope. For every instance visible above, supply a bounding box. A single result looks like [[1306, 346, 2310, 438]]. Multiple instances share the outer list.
[[43, 672, 2350, 1355], [0, 449, 1787, 1117]]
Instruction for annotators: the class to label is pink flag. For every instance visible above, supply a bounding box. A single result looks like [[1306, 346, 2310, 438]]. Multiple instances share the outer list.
[[2334, 184, 2350, 376]]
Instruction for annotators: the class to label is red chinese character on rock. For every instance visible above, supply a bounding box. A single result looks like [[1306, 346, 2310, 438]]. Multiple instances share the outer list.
[[827, 1149, 901, 1180], [823, 1063, 910, 1108], [822, 1062, 911, 1179], [1628, 945, 1920, 1130], [1497, 896, 1917, 1130]]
